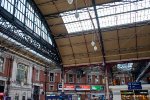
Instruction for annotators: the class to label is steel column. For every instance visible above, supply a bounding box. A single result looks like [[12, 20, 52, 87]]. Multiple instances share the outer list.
[[91, 0, 109, 99]]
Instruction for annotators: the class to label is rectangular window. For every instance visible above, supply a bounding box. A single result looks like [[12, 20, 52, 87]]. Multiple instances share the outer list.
[[68, 74, 74, 83], [14, 0, 26, 22], [49, 85, 54, 91], [0, 57, 4, 72], [35, 69, 40, 81], [25, 3, 34, 30], [49, 73, 54, 82], [95, 75, 99, 83], [16, 63, 28, 84], [1, 0, 14, 14], [76, 74, 81, 83], [34, 14, 41, 36], [87, 75, 92, 83]]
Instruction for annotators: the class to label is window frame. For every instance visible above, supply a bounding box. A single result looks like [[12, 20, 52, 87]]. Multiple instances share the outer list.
[[0, 56, 5, 73], [68, 74, 74, 83], [95, 75, 99, 84], [49, 72, 55, 82], [16, 63, 28, 84], [87, 75, 92, 83], [0, 0, 53, 45]]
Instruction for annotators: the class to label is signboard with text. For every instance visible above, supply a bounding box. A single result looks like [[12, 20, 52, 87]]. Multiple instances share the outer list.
[[75, 85, 90, 91], [121, 90, 134, 95], [128, 82, 142, 90], [91, 85, 104, 91], [58, 84, 75, 90]]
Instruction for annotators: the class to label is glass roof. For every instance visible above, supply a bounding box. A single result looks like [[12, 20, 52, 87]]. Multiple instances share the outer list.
[[1, 0, 53, 45], [117, 63, 133, 71], [61, 0, 150, 34]]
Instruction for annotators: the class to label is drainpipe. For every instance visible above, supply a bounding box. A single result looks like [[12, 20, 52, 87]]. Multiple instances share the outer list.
[[91, 0, 109, 99]]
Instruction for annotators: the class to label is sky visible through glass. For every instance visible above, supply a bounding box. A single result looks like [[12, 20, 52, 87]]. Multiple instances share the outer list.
[[61, 0, 150, 33], [117, 63, 133, 71]]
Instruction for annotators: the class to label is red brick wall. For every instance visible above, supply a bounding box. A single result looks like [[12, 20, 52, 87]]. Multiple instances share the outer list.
[[55, 73, 61, 83], [0, 57, 13, 78]]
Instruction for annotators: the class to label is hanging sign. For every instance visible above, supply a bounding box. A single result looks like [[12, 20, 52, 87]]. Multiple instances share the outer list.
[[91, 85, 104, 91], [128, 82, 142, 90], [58, 84, 75, 90], [75, 85, 90, 91]]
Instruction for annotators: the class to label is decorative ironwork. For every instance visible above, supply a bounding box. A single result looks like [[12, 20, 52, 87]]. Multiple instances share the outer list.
[[0, 16, 61, 64]]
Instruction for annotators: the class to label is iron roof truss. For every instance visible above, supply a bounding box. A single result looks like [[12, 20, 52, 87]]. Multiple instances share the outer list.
[[0, 4, 61, 64]]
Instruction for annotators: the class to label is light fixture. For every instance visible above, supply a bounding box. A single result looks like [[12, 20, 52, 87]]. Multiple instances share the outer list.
[[91, 41, 95, 46], [94, 46, 97, 51], [75, 0, 79, 18], [67, 0, 73, 4], [75, 11, 79, 18]]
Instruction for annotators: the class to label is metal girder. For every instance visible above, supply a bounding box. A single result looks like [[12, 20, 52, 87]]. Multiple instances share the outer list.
[[0, 15, 61, 64], [92, 0, 106, 65], [44, 0, 121, 19]]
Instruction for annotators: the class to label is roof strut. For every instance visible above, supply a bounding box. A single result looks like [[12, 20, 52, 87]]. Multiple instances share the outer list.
[[91, 0, 106, 66]]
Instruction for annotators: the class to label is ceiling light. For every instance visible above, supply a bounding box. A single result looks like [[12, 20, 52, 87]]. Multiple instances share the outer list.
[[75, 11, 79, 18], [91, 41, 95, 46], [94, 46, 97, 51], [67, 0, 73, 4]]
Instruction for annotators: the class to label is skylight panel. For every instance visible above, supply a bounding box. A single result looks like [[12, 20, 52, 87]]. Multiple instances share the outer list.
[[61, 0, 150, 34], [60, 9, 96, 33], [117, 63, 133, 71]]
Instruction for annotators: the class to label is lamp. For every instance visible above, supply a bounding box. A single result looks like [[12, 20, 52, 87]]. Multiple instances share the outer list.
[[91, 32, 97, 51], [75, 0, 79, 18], [91, 41, 95, 47], [75, 11, 79, 18], [94, 45, 97, 51], [67, 0, 73, 4]]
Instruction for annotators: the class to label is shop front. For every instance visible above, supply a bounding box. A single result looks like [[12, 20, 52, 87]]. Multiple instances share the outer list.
[[121, 90, 149, 100]]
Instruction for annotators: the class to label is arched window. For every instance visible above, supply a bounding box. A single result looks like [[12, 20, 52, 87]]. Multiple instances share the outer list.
[[0, 57, 4, 72], [16, 63, 28, 84]]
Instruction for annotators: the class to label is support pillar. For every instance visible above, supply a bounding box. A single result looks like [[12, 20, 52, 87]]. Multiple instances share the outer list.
[[61, 65, 65, 94], [44, 68, 47, 100], [105, 66, 110, 100]]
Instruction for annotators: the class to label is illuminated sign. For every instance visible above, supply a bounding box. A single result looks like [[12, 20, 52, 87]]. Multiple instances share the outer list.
[[76, 85, 90, 91], [121, 90, 148, 95], [91, 85, 104, 91], [134, 90, 148, 95], [0, 93, 4, 96], [58, 84, 75, 90], [121, 90, 134, 95]]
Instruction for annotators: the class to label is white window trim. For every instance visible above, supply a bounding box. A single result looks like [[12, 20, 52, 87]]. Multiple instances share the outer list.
[[49, 72, 55, 82], [68, 74, 74, 83], [16, 63, 28, 84], [0, 56, 5, 73], [95, 75, 99, 84], [87, 75, 92, 83]]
